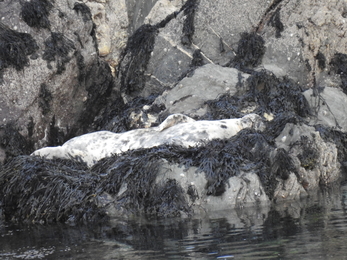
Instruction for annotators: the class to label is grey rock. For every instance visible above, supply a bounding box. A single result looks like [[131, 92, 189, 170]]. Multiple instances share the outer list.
[[0, 1, 116, 161], [155, 161, 270, 213], [303, 87, 347, 132], [274, 123, 340, 200], [154, 64, 250, 117]]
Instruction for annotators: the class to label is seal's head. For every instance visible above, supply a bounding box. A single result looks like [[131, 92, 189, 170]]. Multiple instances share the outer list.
[[240, 114, 265, 131]]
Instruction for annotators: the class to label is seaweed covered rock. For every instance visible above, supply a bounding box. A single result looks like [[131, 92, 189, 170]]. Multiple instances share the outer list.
[[273, 123, 340, 200], [1, 111, 343, 223], [261, 0, 347, 87], [0, 156, 106, 224], [0, 1, 120, 162], [117, 0, 272, 102]]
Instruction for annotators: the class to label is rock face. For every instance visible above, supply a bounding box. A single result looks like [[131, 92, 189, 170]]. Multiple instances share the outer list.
[[0, 1, 118, 161], [1, 0, 347, 223], [84, 0, 128, 68]]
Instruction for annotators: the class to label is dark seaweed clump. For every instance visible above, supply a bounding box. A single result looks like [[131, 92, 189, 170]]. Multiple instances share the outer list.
[[42, 32, 75, 74], [20, 0, 53, 29], [268, 8, 284, 38], [0, 156, 105, 224], [229, 32, 266, 69], [73, 3, 98, 51], [329, 53, 347, 95], [190, 49, 205, 67], [205, 70, 310, 120], [38, 83, 52, 115], [0, 123, 33, 163], [118, 24, 159, 96], [0, 23, 38, 74], [315, 51, 326, 70], [73, 2, 93, 23], [181, 0, 198, 46], [295, 136, 319, 170]]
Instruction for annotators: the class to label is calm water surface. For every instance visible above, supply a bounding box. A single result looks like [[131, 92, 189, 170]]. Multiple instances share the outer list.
[[1, 182, 347, 260]]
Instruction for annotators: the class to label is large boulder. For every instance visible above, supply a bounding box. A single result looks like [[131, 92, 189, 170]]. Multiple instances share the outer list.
[[0, 1, 118, 162]]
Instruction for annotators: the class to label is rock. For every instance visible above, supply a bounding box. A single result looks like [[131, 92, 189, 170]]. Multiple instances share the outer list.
[[84, 0, 129, 67], [303, 87, 347, 132], [153, 64, 250, 118], [155, 161, 270, 213], [118, 0, 271, 101], [144, 0, 186, 25], [261, 0, 347, 87], [0, 1, 118, 162], [274, 123, 340, 199]]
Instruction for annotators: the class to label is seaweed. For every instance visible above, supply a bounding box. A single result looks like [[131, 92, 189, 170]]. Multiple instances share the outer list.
[[20, 0, 53, 29], [204, 71, 310, 120], [181, 0, 198, 46], [268, 8, 284, 38], [38, 83, 52, 115], [0, 23, 38, 74], [73, 2, 98, 50], [118, 0, 199, 97], [0, 123, 33, 163], [190, 49, 204, 67], [229, 32, 266, 69], [118, 24, 158, 96], [315, 51, 326, 70], [204, 94, 246, 120], [246, 71, 310, 117], [295, 136, 319, 170], [0, 155, 105, 224], [73, 2, 93, 23], [330, 53, 347, 95], [264, 112, 299, 141], [148, 179, 191, 217], [42, 32, 75, 74], [271, 148, 296, 180]]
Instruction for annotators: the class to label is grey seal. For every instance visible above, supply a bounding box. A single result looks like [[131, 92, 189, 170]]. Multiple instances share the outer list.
[[32, 113, 264, 167]]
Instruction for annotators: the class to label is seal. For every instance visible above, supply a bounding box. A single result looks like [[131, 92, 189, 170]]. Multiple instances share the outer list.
[[32, 113, 264, 167]]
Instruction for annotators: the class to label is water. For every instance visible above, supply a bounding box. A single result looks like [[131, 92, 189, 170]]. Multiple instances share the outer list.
[[1, 182, 347, 259]]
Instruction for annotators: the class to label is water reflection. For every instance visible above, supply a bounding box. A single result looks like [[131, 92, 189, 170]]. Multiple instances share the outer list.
[[1, 182, 347, 259]]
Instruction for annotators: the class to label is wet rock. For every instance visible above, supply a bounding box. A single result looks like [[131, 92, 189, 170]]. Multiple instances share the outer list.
[[274, 123, 340, 198]]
